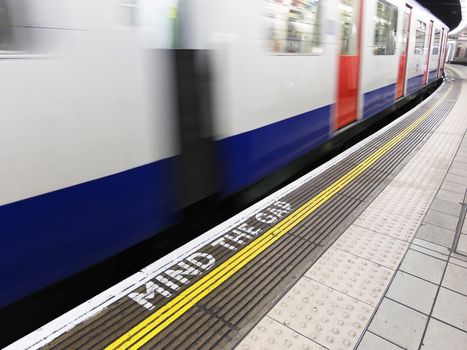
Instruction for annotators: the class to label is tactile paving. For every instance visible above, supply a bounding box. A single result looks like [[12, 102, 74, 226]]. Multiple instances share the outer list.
[[396, 149, 455, 180], [354, 125, 460, 243], [235, 317, 325, 350], [268, 278, 373, 350], [333, 225, 409, 270], [384, 180, 438, 201], [353, 207, 421, 242], [304, 248, 392, 306], [394, 160, 449, 189], [367, 186, 433, 219]]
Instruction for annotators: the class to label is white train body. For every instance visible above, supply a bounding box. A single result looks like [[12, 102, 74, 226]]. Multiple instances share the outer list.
[[0, 0, 448, 307]]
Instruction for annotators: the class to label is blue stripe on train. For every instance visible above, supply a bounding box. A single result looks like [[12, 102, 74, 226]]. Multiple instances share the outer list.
[[407, 74, 424, 95], [219, 80, 421, 194], [362, 83, 396, 119], [0, 158, 177, 307], [218, 105, 332, 194], [428, 69, 438, 83]]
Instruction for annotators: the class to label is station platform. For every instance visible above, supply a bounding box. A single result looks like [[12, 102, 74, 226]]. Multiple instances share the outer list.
[[7, 64, 467, 350]]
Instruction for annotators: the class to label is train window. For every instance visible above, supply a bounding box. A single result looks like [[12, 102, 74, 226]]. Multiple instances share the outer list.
[[455, 47, 461, 57], [118, 0, 139, 27], [339, 0, 359, 55], [265, 0, 322, 55], [432, 29, 440, 55], [0, 0, 12, 50], [414, 20, 426, 54], [373, 0, 397, 55]]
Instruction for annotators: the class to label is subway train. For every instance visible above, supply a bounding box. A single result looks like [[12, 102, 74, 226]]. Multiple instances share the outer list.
[[447, 29, 467, 64], [0, 0, 448, 308]]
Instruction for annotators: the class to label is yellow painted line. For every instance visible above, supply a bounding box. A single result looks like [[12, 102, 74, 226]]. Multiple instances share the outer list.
[[106, 85, 451, 350]]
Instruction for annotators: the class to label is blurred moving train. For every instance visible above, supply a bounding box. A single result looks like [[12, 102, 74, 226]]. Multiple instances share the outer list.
[[447, 29, 467, 64], [0, 0, 448, 308]]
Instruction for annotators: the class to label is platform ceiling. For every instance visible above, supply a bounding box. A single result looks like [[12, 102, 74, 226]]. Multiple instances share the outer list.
[[418, 0, 461, 30]]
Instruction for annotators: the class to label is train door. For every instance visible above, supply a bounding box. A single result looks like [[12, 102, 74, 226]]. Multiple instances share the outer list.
[[173, 50, 219, 208], [395, 5, 412, 99], [441, 31, 448, 70], [335, 0, 363, 130], [437, 28, 445, 78], [423, 20, 433, 85]]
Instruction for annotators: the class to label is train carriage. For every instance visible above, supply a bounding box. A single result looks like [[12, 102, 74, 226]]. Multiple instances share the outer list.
[[447, 28, 467, 64], [0, 0, 449, 308]]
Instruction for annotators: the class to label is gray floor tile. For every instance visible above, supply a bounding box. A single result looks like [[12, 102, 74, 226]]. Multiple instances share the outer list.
[[455, 159, 467, 168], [416, 223, 455, 248], [435, 189, 465, 205], [358, 332, 403, 350], [445, 173, 467, 186], [386, 271, 437, 314], [369, 298, 427, 350], [443, 263, 467, 295], [441, 180, 467, 194], [421, 318, 467, 350], [433, 288, 467, 331], [452, 160, 467, 170], [430, 198, 462, 215], [451, 255, 467, 268], [400, 249, 446, 284], [450, 166, 467, 178], [457, 234, 467, 255], [410, 245, 448, 260], [455, 161, 467, 169], [423, 209, 459, 231], [412, 238, 450, 255]]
